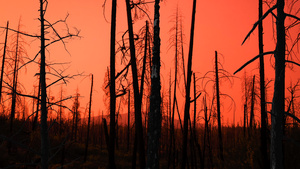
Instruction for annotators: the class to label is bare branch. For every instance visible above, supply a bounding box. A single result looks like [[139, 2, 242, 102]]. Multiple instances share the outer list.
[[116, 90, 127, 98], [285, 111, 300, 124], [190, 92, 201, 103], [242, 4, 277, 45], [0, 26, 41, 38], [234, 51, 275, 75], [285, 13, 300, 22], [286, 60, 300, 67]]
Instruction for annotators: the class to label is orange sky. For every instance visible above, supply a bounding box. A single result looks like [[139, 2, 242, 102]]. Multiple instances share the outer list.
[[0, 0, 299, 126]]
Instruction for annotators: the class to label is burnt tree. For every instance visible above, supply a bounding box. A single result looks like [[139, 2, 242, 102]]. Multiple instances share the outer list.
[[146, 0, 161, 168], [181, 0, 197, 168]]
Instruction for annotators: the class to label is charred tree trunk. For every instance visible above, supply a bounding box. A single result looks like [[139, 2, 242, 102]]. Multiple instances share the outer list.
[[84, 74, 93, 162], [215, 51, 224, 161], [168, 9, 179, 169], [103, 118, 110, 150], [270, 0, 285, 168], [167, 70, 171, 162], [10, 24, 20, 134], [74, 94, 79, 141], [127, 90, 130, 152], [140, 21, 148, 104], [40, 0, 49, 168], [109, 0, 117, 168], [203, 97, 208, 169], [243, 103, 247, 137], [59, 86, 63, 136], [146, 0, 161, 168], [32, 80, 41, 131], [0, 21, 9, 102], [258, 0, 269, 167], [249, 75, 255, 131], [181, 0, 197, 168], [193, 73, 197, 131], [125, 0, 146, 168], [244, 74, 248, 137]]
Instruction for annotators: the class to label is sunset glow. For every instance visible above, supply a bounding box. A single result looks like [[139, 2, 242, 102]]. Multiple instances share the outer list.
[[0, 0, 298, 124], [0, 0, 299, 168]]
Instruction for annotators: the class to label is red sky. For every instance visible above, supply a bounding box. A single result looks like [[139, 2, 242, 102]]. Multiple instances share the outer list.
[[0, 0, 299, 126]]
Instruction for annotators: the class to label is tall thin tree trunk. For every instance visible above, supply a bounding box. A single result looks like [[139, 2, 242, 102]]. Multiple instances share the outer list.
[[250, 75, 255, 131], [193, 73, 196, 131], [243, 103, 247, 137], [0, 21, 9, 102], [147, 0, 161, 168], [10, 23, 20, 134], [125, 0, 146, 168], [74, 94, 79, 141], [215, 51, 224, 161], [109, 0, 117, 168], [33, 80, 41, 131], [127, 90, 130, 152], [168, 9, 179, 168], [181, 0, 197, 168], [203, 97, 208, 169], [244, 73, 248, 137], [59, 85, 63, 136], [270, 0, 285, 168], [40, 0, 49, 168], [258, 0, 269, 166], [140, 21, 148, 103], [84, 74, 93, 162], [167, 70, 171, 159]]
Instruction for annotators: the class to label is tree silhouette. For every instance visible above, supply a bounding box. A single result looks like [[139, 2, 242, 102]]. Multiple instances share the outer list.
[[109, 0, 117, 168], [125, 0, 146, 168], [0, 21, 9, 103], [235, 0, 300, 168], [146, 0, 161, 168], [214, 51, 224, 161], [181, 0, 197, 168], [84, 74, 93, 162], [39, 1, 49, 167], [258, 0, 269, 168]]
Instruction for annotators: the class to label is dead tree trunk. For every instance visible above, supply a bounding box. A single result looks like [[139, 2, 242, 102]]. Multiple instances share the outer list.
[[270, 0, 285, 168], [215, 51, 224, 161], [0, 21, 9, 102], [74, 94, 79, 141], [140, 21, 148, 105], [243, 103, 247, 136], [10, 23, 21, 134], [181, 0, 197, 168], [168, 9, 179, 169], [125, 0, 146, 168], [193, 73, 197, 131], [249, 75, 255, 131], [32, 80, 41, 131], [147, 0, 162, 168], [84, 74, 93, 162], [59, 85, 63, 136], [109, 0, 117, 168], [40, 0, 49, 168], [127, 90, 130, 152], [258, 0, 269, 166]]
